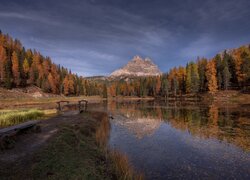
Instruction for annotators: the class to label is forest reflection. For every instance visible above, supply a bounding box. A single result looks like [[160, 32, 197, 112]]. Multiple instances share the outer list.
[[108, 100, 250, 151]]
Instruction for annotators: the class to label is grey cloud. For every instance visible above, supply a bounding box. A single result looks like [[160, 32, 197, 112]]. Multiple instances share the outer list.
[[0, 0, 250, 76]]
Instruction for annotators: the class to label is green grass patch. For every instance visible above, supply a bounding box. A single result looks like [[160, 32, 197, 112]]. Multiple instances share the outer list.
[[32, 118, 112, 179], [0, 109, 45, 127]]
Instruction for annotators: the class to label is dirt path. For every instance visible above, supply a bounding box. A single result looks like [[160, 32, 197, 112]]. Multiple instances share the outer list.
[[0, 111, 86, 179]]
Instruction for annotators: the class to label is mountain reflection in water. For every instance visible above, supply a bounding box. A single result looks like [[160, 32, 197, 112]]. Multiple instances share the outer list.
[[105, 100, 250, 179]]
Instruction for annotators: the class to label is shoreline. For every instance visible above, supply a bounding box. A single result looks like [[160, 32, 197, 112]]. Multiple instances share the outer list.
[[0, 111, 144, 179], [1, 90, 249, 110]]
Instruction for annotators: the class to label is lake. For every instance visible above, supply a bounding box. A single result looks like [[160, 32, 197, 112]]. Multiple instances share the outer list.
[[1, 99, 250, 179], [99, 100, 250, 179]]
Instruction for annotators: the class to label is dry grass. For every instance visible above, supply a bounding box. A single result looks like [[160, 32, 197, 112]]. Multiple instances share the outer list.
[[109, 150, 144, 180], [93, 112, 144, 179], [95, 112, 111, 148]]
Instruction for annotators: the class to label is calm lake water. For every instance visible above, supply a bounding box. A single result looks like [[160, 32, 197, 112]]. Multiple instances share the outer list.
[[103, 100, 250, 179], [1, 100, 250, 179]]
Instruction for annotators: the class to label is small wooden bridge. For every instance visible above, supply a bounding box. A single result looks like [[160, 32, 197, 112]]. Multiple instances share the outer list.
[[56, 99, 88, 113]]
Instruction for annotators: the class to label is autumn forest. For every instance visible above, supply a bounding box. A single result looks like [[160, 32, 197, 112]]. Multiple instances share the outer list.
[[0, 31, 250, 98]]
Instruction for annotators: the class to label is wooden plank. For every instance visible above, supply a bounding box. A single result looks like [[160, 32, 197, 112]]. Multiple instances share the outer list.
[[57, 101, 70, 111], [56, 100, 70, 103], [58, 100, 69, 102], [0, 120, 40, 135], [78, 100, 88, 103]]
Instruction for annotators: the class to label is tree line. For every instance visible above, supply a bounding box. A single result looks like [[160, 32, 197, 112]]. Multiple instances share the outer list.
[[0, 31, 249, 97], [0, 31, 106, 96], [108, 46, 250, 97]]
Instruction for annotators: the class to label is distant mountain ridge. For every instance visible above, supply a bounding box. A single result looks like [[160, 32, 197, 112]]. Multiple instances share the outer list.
[[110, 56, 162, 77]]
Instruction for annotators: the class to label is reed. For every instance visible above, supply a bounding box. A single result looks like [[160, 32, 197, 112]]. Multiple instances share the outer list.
[[93, 112, 144, 179], [95, 112, 110, 148], [109, 150, 144, 180]]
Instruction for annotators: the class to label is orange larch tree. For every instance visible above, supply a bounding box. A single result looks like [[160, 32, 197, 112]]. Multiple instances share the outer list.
[[11, 51, 21, 86], [155, 76, 161, 95], [206, 59, 218, 93], [48, 73, 57, 93], [63, 74, 75, 96], [0, 45, 7, 82], [22, 58, 30, 77], [63, 75, 70, 95], [51, 64, 60, 94]]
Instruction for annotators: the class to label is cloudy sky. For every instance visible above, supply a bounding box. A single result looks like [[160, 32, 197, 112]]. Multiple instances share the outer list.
[[0, 0, 250, 76]]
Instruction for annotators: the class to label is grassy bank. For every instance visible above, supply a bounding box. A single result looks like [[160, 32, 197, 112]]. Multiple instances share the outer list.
[[201, 90, 250, 104], [32, 111, 143, 180], [0, 109, 57, 127], [0, 95, 104, 109], [1, 90, 249, 110]]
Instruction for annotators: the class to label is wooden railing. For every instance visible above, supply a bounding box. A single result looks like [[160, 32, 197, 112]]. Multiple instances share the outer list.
[[56, 101, 70, 111], [56, 100, 88, 113]]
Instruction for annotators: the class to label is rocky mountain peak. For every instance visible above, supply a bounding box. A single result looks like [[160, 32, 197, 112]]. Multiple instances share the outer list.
[[132, 55, 143, 62], [110, 56, 162, 77], [145, 57, 152, 62]]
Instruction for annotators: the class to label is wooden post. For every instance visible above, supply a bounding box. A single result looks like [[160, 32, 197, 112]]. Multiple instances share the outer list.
[[56, 101, 70, 112], [78, 100, 88, 113], [78, 101, 81, 112], [57, 102, 61, 111]]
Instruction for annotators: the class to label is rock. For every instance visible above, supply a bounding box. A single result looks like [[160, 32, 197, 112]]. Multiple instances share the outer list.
[[110, 55, 162, 77]]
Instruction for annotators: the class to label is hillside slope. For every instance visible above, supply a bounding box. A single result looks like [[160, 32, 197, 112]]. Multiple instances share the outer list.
[[0, 86, 61, 99]]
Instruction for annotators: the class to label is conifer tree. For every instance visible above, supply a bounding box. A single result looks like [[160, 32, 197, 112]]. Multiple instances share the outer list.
[[214, 54, 223, 90], [206, 60, 218, 93], [48, 73, 57, 93], [155, 76, 161, 95], [190, 62, 200, 93], [0, 45, 7, 83], [185, 63, 191, 93], [11, 51, 21, 86], [161, 75, 169, 99], [222, 58, 231, 90], [102, 84, 108, 98], [197, 58, 207, 92], [172, 77, 179, 96], [23, 58, 30, 76], [63, 75, 74, 96], [241, 51, 250, 87], [233, 49, 243, 84], [224, 51, 237, 86]]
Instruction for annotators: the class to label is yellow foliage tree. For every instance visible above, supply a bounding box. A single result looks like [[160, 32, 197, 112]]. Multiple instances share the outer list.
[[23, 58, 29, 75], [63, 74, 75, 96], [206, 60, 218, 93], [0, 45, 7, 82], [11, 51, 21, 86], [48, 73, 57, 94], [155, 76, 161, 95]]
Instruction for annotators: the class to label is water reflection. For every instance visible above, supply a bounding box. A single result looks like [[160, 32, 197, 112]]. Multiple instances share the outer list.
[[108, 100, 250, 179], [94, 112, 111, 148], [108, 101, 250, 151]]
